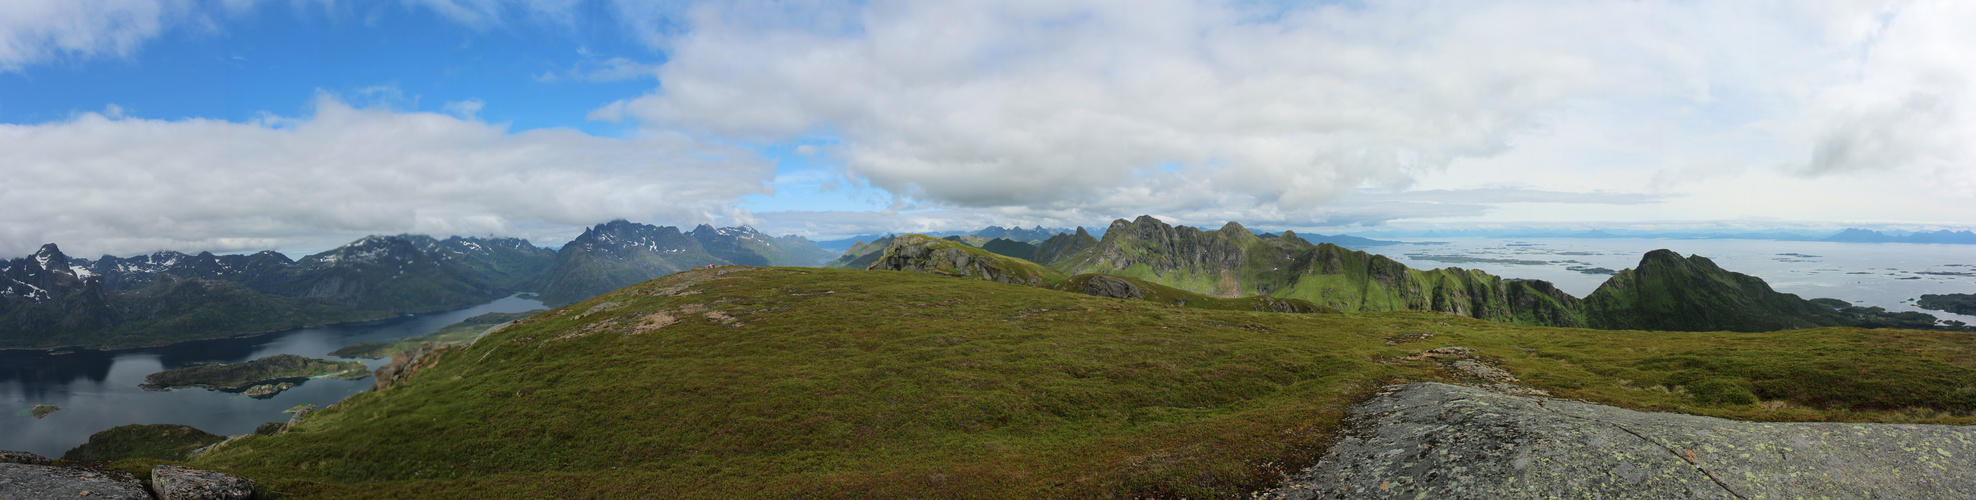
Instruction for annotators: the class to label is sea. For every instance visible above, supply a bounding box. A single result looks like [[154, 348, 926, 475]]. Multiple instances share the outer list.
[[0, 295, 543, 458], [3, 239, 1973, 457], [1374, 238, 1976, 325]]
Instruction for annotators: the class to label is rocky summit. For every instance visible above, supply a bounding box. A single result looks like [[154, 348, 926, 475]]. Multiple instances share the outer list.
[[1258, 383, 1976, 499]]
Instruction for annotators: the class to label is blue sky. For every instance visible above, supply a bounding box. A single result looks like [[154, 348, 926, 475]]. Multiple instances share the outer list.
[[3, 0, 1974, 257]]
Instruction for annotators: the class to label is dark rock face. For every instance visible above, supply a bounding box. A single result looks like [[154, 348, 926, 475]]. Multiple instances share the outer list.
[[1079, 275, 1143, 300], [1258, 383, 1976, 499], [0, 463, 150, 499], [150, 465, 254, 500]]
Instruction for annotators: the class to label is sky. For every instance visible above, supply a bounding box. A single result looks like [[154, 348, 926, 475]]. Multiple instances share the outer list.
[[3, 0, 1974, 258]]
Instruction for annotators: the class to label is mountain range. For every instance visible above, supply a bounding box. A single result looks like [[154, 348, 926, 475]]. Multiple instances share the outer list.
[[0, 222, 830, 349]]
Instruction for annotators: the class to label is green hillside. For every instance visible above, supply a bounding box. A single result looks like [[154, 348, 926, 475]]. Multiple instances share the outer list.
[[1584, 250, 1853, 332], [181, 267, 1976, 498]]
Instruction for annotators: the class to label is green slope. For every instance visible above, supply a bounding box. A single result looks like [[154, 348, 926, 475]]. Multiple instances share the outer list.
[[1584, 250, 1853, 332], [866, 234, 1065, 286], [185, 267, 1976, 499], [1036, 216, 1587, 327], [1052, 274, 1335, 314]]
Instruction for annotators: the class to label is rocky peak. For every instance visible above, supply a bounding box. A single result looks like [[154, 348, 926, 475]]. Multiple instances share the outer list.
[[1217, 221, 1252, 238], [33, 244, 72, 274]]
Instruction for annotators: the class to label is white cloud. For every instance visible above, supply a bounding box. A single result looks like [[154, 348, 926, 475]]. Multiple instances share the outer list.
[[0, 0, 175, 71], [599, 0, 1975, 227], [0, 94, 773, 257]]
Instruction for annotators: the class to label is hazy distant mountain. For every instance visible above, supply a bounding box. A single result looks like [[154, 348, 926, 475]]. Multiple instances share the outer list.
[[536, 220, 831, 306], [687, 224, 833, 267], [535, 220, 725, 306], [1823, 228, 1976, 244], [1, 235, 557, 349], [823, 236, 897, 269]]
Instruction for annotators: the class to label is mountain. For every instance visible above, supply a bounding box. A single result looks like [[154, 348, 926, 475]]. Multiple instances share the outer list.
[[1031, 216, 1587, 327], [967, 225, 1068, 243], [1582, 250, 1853, 332], [822, 236, 897, 269], [535, 220, 725, 306], [687, 224, 834, 267], [816, 234, 891, 254], [1, 236, 558, 349], [178, 265, 1976, 498]]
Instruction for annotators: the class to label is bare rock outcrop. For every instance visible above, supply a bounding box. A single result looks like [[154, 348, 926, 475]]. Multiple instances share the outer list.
[[1079, 275, 1143, 300], [1256, 383, 1976, 499], [0, 463, 149, 499], [0, 450, 51, 465], [372, 343, 456, 391], [150, 464, 254, 500]]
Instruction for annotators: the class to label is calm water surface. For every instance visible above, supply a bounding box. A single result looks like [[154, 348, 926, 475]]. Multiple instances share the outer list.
[[1, 295, 543, 457]]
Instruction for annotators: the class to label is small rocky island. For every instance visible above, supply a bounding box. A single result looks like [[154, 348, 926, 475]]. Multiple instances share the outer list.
[[29, 405, 59, 419], [1919, 293, 1976, 316], [139, 354, 369, 399]]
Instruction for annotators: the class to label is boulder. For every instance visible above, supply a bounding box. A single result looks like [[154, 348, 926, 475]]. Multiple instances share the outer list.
[[150, 465, 254, 500], [0, 463, 149, 499], [0, 450, 51, 465], [1079, 275, 1143, 300], [1256, 382, 1976, 499]]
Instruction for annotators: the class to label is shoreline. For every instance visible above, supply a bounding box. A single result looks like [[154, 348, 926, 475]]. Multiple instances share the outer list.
[[0, 293, 538, 353]]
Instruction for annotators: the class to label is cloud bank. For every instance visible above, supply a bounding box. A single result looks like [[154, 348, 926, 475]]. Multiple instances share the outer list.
[[603, 0, 1974, 227], [0, 96, 771, 257]]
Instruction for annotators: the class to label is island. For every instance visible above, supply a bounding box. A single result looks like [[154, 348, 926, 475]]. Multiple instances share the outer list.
[[329, 310, 542, 359], [30, 404, 59, 419], [139, 354, 370, 399], [1918, 293, 1976, 316]]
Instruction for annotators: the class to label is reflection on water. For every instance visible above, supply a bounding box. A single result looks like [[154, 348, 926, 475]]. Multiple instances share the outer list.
[[0, 295, 544, 458]]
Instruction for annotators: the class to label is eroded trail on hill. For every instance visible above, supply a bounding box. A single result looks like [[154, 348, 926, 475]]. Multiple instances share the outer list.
[[1256, 383, 1976, 499]]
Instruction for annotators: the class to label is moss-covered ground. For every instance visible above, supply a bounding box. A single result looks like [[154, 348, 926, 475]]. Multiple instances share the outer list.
[[180, 267, 1976, 498]]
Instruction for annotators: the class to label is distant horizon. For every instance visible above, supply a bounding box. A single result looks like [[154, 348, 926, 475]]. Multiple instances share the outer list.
[[13, 217, 1976, 262]]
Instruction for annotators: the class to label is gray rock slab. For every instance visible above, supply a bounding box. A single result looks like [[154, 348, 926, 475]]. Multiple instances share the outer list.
[[1256, 382, 1976, 499], [0, 463, 149, 499], [151, 464, 254, 500], [0, 450, 51, 465]]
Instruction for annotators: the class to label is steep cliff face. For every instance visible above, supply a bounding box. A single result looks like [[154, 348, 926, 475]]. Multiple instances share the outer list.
[[1277, 243, 1587, 327], [1583, 250, 1851, 332], [0, 244, 121, 335], [866, 235, 1064, 287]]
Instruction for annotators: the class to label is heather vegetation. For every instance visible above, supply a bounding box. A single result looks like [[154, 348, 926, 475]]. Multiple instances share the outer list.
[[179, 266, 1976, 499]]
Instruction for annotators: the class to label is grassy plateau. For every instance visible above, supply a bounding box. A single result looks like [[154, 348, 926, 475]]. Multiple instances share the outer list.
[[172, 266, 1976, 499]]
